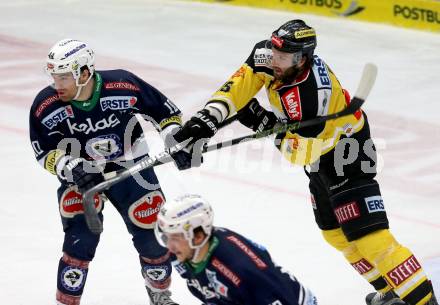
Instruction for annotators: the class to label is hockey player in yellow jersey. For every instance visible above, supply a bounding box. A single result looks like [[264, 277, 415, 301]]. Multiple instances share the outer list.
[[173, 20, 438, 305]]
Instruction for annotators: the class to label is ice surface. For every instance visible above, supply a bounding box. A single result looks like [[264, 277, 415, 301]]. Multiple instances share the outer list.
[[0, 1, 439, 304]]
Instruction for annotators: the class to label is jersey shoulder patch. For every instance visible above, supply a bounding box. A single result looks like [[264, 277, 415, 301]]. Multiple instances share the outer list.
[[311, 56, 332, 89], [311, 55, 333, 117], [99, 69, 141, 92], [32, 87, 61, 119], [246, 40, 273, 74]]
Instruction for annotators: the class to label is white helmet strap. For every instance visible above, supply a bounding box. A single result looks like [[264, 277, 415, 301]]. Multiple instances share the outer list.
[[190, 235, 217, 263], [189, 232, 210, 262], [73, 70, 94, 100], [73, 86, 82, 100]]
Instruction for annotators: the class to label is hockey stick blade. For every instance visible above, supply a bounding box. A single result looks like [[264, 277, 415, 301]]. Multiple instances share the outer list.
[[203, 63, 377, 153], [353, 63, 377, 101], [82, 138, 193, 234]]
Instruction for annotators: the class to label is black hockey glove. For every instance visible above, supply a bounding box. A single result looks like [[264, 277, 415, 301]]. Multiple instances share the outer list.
[[63, 158, 104, 193], [172, 109, 219, 170], [164, 128, 194, 171], [173, 109, 219, 144], [171, 150, 194, 171], [237, 98, 278, 132]]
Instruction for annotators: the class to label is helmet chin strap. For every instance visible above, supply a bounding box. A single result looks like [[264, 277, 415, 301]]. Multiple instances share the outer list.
[[73, 85, 83, 100], [189, 235, 210, 263], [73, 72, 94, 100], [191, 247, 203, 263]]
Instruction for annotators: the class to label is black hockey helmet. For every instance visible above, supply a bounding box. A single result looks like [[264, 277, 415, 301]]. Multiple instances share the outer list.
[[269, 20, 317, 61]]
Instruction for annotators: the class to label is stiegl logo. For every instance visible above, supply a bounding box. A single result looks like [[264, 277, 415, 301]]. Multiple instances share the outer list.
[[387, 255, 421, 286], [351, 258, 373, 275], [334, 201, 360, 224]]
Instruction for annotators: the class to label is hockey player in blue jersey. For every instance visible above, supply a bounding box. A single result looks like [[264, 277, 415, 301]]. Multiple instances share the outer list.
[[154, 194, 318, 305], [29, 39, 192, 305]]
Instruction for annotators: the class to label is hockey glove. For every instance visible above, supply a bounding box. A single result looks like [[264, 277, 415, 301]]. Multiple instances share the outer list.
[[237, 98, 278, 132], [164, 127, 194, 171], [172, 109, 219, 169], [173, 109, 219, 144], [63, 158, 104, 193]]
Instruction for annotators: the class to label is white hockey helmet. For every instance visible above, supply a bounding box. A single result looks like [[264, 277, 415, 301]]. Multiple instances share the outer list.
[[155, 194, 214, 249], [45, 38, 95, 86]]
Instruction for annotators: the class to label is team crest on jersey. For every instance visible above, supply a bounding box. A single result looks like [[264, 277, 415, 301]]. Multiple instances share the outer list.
[[128, 191, 165, 228], [61, 266, 87, 292], [143, 265, 169, 282], [281, 87, 302, 120], [42, 105, 74, 129], [59, 186, 103, 218], [100, 96, 137, 111], [206, 269, 228, 297], [85, 134, 122, 160]]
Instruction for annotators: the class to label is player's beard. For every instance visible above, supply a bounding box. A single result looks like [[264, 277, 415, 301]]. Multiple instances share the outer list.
[[278, 65, 302, 84]]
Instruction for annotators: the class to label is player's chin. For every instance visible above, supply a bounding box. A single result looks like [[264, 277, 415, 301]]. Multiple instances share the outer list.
[[175, 253, 187, 262], [273, 69, 283, 80], [58, 94, 72, 102]]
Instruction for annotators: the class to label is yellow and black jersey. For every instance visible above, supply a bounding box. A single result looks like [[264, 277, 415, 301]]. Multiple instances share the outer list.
[[207, 40, 365, 166]]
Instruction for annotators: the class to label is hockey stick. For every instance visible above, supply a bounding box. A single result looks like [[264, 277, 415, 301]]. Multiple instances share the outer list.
[[218, 112, 239, 128], [82, 138, 192, 234], [82, 63, 377, 234], [81, 114, 241, 234]]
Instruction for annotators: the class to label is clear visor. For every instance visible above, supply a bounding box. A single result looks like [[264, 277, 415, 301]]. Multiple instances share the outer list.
[[45, 61, 93, 90], [46, 72, 75, 90], [45, 60, 77, 88], [154, 222, 169, 247], [265, 40, 303, 67], [154, 223, 196, 249]]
